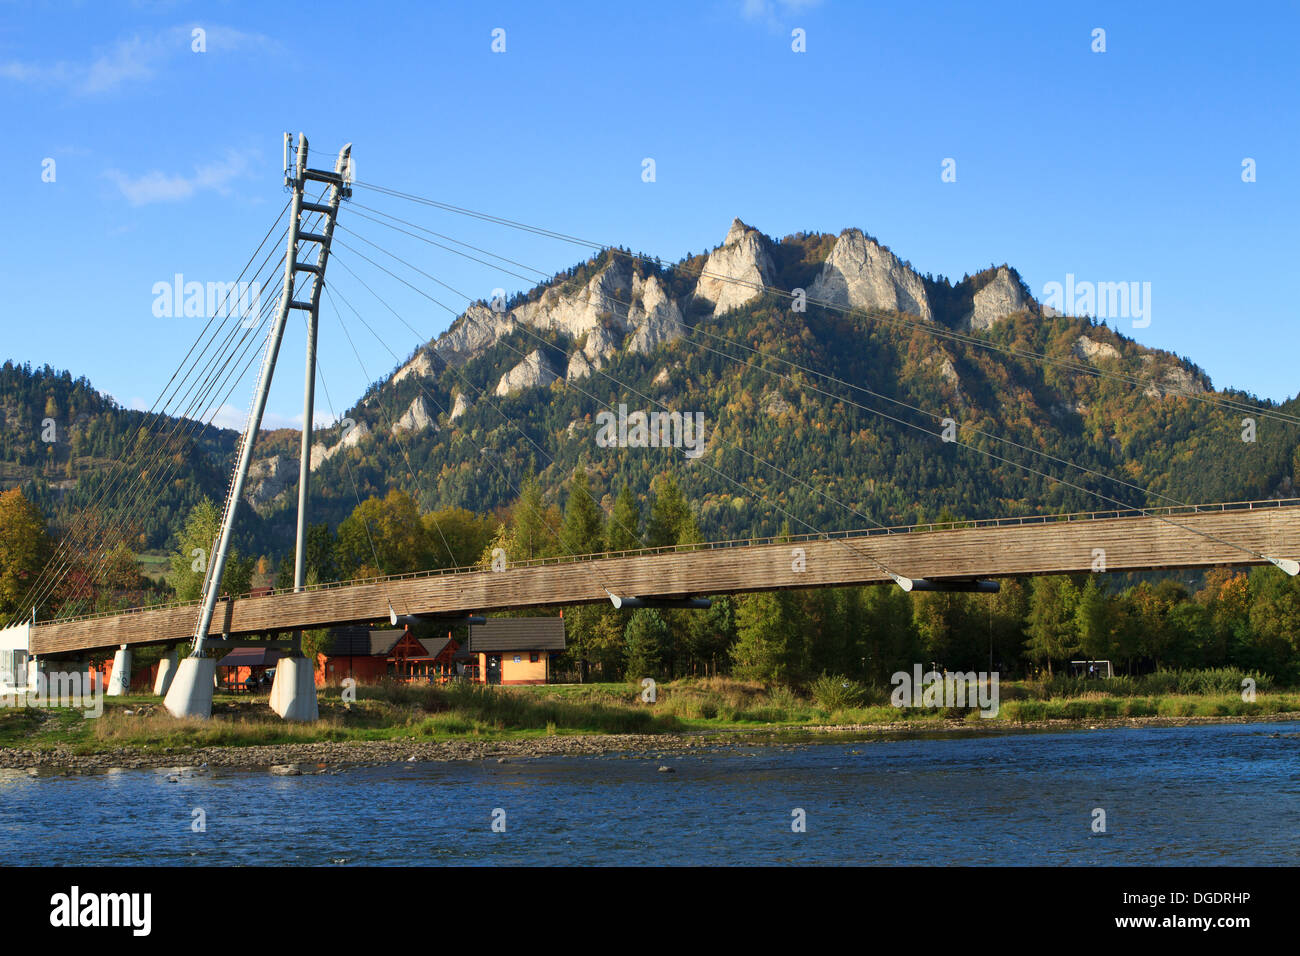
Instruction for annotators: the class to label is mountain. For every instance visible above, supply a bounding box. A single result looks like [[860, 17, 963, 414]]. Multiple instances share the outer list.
[[258, 217, 1300, 542], [4, 218, 1298, 560]]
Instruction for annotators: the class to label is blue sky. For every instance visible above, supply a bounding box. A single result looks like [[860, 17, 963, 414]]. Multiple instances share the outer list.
[[1, 0, 1296, 430]]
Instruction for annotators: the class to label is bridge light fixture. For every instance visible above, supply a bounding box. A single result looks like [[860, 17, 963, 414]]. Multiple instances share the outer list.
[[604, 589, 711, 610], [1267, 556, 1299, 576]]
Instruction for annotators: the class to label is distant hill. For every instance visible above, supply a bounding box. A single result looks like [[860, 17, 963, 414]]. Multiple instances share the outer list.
[[0, 361, 255, 553], [5, 217, 1298, 560]]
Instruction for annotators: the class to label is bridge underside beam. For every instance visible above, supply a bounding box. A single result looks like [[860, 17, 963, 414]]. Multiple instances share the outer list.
[[30, 506, 1300, 656]]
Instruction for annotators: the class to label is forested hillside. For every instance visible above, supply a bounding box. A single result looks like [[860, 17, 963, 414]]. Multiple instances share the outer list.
[[3, 219, 1298, 573]]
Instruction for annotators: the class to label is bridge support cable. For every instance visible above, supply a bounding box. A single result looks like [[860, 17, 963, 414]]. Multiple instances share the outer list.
[[324, 262, 649, 586], [165, 134, 352, 721], [329, 224, 945, 584], [46, 260, 291, 616], [55, 274, 289, 619], [305, 335, 411, 625], [487, 327, 923, 588], [335, 200, 1202, 518], [329, 239, 924, 592], [314, 288, 459, 568], [5, 209, 292, 628], [14, 266, 287, 626], [330, 218, 925, 551], [348, 179, 1300, 430], [684, 332, 1298, 573], [322, 273, 636, 600], [335, 209, 1298, 577], [342, 198, 1287, 520], [17, 232, 292, 624], [688, 323, 1196, 510]]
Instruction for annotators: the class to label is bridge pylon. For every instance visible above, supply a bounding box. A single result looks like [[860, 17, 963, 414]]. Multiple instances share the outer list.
[[164, 133, 350, 720]]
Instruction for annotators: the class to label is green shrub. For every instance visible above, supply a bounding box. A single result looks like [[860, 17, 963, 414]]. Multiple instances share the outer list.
[[808, 674, 867, 712]]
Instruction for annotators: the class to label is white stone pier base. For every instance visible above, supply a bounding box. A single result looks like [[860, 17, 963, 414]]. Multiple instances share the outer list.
[[153, 648, 180, 697], [269, 656, 318, 721], [106, 645, 132, 696], [163, 657, 215, 718]]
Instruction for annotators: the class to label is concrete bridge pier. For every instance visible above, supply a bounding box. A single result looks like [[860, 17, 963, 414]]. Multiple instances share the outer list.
[[106, 644, 132, 696], [163, 657, 215, 719], [269, 656, 318, 721], [152, 647, 180, 697]]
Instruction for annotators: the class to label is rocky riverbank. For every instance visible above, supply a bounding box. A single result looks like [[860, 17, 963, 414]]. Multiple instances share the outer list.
[[3, 710, 1295, 774]]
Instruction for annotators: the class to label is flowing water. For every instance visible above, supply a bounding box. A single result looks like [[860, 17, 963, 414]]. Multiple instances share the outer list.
[[2, 721, 1297, 865]]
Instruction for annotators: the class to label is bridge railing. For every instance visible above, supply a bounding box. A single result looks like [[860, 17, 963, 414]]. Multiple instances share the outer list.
[[39, 497, 1300, 628]]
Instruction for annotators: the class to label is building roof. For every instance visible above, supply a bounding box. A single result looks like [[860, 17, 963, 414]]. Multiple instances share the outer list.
[[403, 636, 457, 661], [215, 647, 284, 667], [467, 617, 566, 653], [325, 627, 407, 657]]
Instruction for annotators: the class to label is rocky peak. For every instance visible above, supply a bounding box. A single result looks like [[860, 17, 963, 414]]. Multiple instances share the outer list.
[[434, 303, 515, 368], [309, 418, 370, 472], [966, 266, 1035, 330], [391, 395, 437, 435], [495, 349, 560, 396], [392, 347, 437, 385], [693, 218, 775, 316], [243, 455, 296, 507], [627, 272, 685, 354], [513, 257, 634, 339], [808, 229, 931, 321], [1073, 335, 1120, 364]]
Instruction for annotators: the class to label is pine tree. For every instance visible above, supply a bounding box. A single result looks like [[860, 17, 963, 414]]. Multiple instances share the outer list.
[[1024, 575, 1081, 676], [647, 475, 692, 548], [560, 467, 604, 557], [624, 608, 668, 680], [510, 470, 553, 561], [606, 484, 641, 553]]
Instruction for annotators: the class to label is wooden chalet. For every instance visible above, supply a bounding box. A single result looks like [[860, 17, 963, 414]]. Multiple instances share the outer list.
[[315, 626, 462, 686], [467, 617, 566, 685]]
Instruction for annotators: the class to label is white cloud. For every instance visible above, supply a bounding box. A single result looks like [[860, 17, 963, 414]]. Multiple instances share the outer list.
[[0, 25, 277, 96], [104, 148, 257, 205], [740, 0, 823, 29]]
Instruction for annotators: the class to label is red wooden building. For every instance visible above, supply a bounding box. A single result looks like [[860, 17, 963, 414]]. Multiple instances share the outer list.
[[315, 627, 463, 686]]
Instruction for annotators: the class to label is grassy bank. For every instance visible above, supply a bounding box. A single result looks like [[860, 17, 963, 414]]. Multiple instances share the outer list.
[[2, 671, 1298, 757]]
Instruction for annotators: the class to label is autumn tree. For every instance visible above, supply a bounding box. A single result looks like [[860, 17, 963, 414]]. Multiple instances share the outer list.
[[168, 498, 253, 601], [335, 489, 429, 577], [0, 488, 52, 619]]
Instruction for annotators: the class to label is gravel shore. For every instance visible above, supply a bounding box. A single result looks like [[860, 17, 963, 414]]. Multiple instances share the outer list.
[[3, 710, 1295, 774]]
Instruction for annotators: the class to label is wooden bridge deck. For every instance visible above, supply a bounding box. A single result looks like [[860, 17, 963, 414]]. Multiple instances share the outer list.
[[28, 501, 1300, 657]]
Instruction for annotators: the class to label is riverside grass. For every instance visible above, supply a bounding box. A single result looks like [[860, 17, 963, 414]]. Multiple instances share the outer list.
[[0, 670, 1296, 755]]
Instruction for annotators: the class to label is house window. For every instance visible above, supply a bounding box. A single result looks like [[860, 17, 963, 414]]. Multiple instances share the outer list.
[[0, 650, 27, 688], [530, 652, 540, 663]]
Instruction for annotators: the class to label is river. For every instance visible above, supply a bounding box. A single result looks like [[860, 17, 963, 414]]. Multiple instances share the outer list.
[[2, 721, 1296, 865]]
